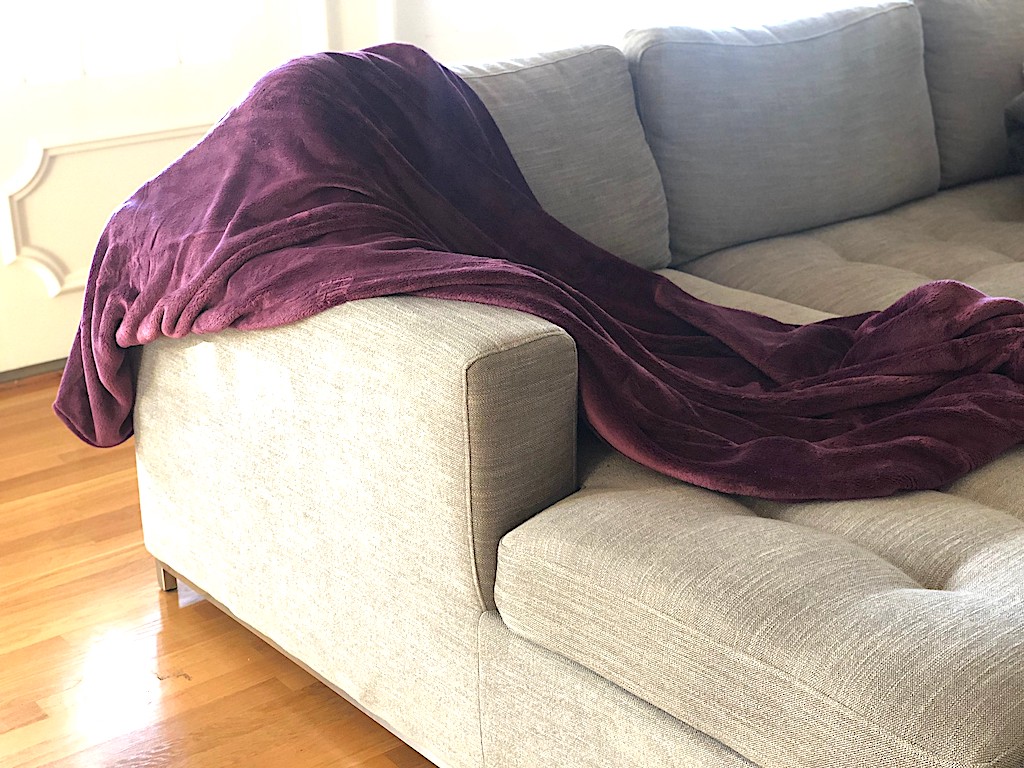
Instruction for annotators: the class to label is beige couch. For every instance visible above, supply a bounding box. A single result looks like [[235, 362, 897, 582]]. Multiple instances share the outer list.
[[133, 2, 1024, 766]]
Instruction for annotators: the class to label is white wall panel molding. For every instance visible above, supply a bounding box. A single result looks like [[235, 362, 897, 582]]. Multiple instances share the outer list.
[[2, 126, 209, 298], [0, 1, 329, 374]]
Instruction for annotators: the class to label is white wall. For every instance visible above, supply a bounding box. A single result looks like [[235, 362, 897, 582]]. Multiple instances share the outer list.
[[331, 0, 676, 63], [330, 0, 859, 64], [1, 0, 850, 375], [0, 1, 328, 375]]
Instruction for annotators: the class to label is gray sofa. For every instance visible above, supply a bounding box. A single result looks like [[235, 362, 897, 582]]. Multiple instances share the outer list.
[[133, 1, 1024, 766]]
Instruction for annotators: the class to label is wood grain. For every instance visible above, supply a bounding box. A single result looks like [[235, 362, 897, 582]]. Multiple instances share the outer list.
[[1, 372, 435, 768]]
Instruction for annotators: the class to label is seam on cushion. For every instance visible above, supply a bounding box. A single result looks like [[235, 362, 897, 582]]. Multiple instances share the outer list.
[[941, 485, 1024, 525], [462, 335, 484, 612], [463, 327, 575, 612], [633, 2, 913, 56], [983, 742, 1024, 768], [459, 45, 622, 80], [937, 481, 1024, 528], [507, 553, 1002, 768], [465, 327, 567, 365], [940, 484, 1024, 518], [476, 611, 488, 768], [748, 490, 1024, 593]]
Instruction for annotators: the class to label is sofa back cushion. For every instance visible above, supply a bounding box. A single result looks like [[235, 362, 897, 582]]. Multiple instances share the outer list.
[[624, 2, 940, 262], [918, 0, 1024, 188], [454, 46, 671, 270]]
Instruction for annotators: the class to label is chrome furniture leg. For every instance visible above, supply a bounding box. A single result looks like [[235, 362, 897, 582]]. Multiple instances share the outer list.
[[156, 561, 178, 592]]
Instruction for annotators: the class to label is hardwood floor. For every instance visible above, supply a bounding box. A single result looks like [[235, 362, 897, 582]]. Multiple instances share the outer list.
[[1, 372, 434, 768]]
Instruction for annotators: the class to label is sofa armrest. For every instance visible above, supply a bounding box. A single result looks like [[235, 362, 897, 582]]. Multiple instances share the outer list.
[[133, 296, 577, 765]]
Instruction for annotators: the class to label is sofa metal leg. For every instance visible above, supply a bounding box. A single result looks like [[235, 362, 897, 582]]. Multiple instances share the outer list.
[[156, 561, 178, 592]]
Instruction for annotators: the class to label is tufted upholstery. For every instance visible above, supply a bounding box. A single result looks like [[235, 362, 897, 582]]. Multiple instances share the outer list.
[[495, 433, 1024, 768], [495, 268, 1024, 767], [681, 175, 1024, 316]]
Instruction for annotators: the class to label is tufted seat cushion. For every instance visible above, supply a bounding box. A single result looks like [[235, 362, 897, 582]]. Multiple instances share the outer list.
[[683, 175, 1024, 315], [494, 432, 1024, 768]]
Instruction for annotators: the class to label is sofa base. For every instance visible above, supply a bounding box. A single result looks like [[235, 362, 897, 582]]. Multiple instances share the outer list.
[[477, 611, 756, 768], [151, 556, 754, 768], [149, 557, 453, 768]]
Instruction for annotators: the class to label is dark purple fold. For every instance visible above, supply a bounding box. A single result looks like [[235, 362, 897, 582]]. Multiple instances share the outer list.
[[54, 44, 1024, 500]]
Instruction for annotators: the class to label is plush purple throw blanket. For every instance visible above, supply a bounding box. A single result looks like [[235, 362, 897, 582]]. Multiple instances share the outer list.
[[55, 44, 1024, 501]]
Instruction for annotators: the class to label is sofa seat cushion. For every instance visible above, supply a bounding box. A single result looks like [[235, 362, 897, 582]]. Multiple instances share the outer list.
[[494, 434, 1024, 768], [684, 175, 1024, 315], [655, 269, 835, 325]]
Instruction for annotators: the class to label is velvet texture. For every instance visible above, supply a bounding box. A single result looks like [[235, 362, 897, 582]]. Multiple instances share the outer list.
[[54, 45, 1024, 500]]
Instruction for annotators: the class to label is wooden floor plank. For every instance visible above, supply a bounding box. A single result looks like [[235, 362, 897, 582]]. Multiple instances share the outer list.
[[0, 371, 435, 768]]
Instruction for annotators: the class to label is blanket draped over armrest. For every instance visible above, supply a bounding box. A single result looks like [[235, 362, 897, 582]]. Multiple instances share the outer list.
[[54, 44, 1024, 501]]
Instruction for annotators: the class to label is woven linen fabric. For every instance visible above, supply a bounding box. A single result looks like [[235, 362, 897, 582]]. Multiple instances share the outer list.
[[494, 434, 1024, 768], [685, 175, 1024, 316], [55, 43, 1024, 501], [135, 297, 578, 767], [919, 0, 1024, 187], [625, 1, 940, 261], [455, 45, 671, 270], [477, 611, 758, 768]]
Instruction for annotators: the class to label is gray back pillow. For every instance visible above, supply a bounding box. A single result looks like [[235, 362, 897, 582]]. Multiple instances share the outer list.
[[625, 1, 940, 262], [455, 46, 671, 270], [918, 0, 1024, 187]]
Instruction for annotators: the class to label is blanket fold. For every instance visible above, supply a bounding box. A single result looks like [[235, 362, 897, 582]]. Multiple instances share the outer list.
[[55, 44, 1024, 501]]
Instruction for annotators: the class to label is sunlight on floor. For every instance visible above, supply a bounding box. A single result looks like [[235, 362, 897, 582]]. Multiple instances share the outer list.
[[69, 627, 163, 741]]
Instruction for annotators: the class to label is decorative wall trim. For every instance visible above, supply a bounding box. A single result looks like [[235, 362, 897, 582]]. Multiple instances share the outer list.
[[2, 125, 209, 297]]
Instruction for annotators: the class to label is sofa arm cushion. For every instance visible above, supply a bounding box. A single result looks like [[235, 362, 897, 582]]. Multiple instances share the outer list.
[[133, 296, 577, 764], [135, 296, 578, 615]]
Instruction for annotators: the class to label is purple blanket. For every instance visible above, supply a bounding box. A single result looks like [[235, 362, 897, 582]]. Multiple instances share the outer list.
[[55, 44, 1024, 501]]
